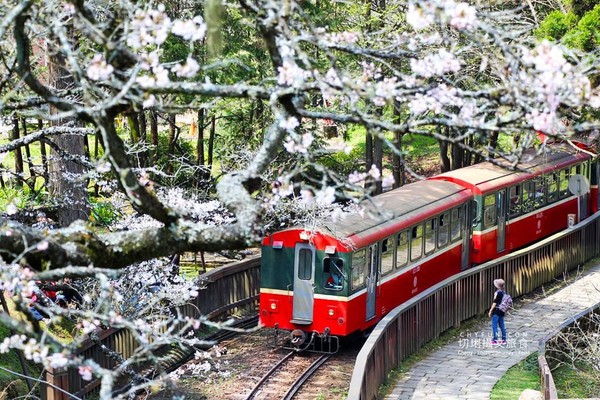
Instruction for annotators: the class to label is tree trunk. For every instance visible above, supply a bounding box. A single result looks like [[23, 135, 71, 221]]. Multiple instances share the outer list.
[[21, 118, 36, 190], [374, 133, 383, 194], [11, 115, 23, 187], [150, 111, 159, 165], [196, 108, 205, 166], [392, 131, 404, 189], [207, 115, 216, 171], [47, 52, 89, 227], [139, 111, 147, 168], [167, 114, 176, 174], [38, 119, 49, 185], [439, 139, 451, 172]]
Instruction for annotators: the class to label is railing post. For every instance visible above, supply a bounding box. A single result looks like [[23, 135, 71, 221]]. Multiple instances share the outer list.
[[42, 367, 69, 400]]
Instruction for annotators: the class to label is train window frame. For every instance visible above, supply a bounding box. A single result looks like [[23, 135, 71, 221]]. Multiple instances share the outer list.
[[547, 173, 558, 203], [534, 176, 547, 208], [380, 236, 394, 276], [508, 185, 522, 217], [522, 180, 535, 212], [323, 257, 344, 291], [396, 230, 409, 269], [450, 207, 462, 242], [410, 224, 423, 261], [424, 218, 436, 255], [351, 249, 367, 290], [438, 212, 449, 248], [483, 193, 497, 229], [559, 168, 570, 198]]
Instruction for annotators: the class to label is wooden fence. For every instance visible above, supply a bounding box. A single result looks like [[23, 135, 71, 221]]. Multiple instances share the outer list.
[[538, 302, 600, 400], [347, 212, 600, 400], [42, 256, 261, 399]]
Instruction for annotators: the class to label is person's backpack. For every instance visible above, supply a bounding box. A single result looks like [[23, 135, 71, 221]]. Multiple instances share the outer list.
[[498, 291, 513, 313]]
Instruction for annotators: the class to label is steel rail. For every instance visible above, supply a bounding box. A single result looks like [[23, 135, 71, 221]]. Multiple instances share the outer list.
[[282, 353, 332, 400], [243, 351, 296, 400]]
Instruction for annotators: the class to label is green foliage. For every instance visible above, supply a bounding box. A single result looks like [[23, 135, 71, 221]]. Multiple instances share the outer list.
[[535, 11, 578, 41], [562, 5, 600, 51], [565, 0, 600, 17], [490, 353, 540, 399], [536, 5, 600, 51], [0, 185, 46, 213], [89, 198, 121, 226], [319, 145, 365, 177]]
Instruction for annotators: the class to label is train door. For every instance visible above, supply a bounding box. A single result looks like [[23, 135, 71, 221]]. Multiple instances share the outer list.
[[497, 189, 507, 252], [291, 243, 315, 324], [366, 243, 379, 321], [461, 203, 470, 270]]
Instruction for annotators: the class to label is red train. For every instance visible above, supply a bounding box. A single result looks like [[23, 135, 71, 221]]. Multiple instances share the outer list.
[[259, 143, 598, 352]]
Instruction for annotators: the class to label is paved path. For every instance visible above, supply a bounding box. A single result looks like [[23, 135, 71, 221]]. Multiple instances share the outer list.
[[385, 264, 600, 400]]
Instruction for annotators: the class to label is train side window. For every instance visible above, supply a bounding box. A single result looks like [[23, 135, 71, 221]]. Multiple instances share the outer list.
[[522, 181, 535, 212], [396, 231, 409, 268], [547, 173, 558, 203], [450, 208, 462, 242], [483, 194, 497, 229], [425, 218, 436, 254], [323, 257, 344, 290], [509, 185, 521, 217], [380, 237, 394, 276], [471, 199, 481, 227], [410, 225, 423, 261], [534, 177, 546, 208], [559, 169, 570, 198], [351, 250, 367, 290], [298, 248, 312, 280], [438, 212, 449, 248]]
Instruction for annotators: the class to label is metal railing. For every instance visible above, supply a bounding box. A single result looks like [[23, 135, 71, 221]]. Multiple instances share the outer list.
[[43, 256, 261, 399], [347, 213, 600, 400]]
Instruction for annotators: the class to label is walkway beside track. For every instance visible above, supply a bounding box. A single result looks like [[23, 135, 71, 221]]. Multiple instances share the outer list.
[[385, 263, 600, 400]]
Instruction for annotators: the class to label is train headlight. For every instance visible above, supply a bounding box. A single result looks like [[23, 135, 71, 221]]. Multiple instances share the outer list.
[[269, 300, 279, 312], [327, 306, 337, 319]]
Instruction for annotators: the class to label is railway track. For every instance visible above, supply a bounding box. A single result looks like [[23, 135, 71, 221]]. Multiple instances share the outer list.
[[243, 351, 332, 400]]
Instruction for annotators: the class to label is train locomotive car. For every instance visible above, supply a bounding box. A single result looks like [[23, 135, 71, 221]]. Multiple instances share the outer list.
[[260, 179, 473, 352], [260, 143, 598, 352], [431, 144, 595, 264]]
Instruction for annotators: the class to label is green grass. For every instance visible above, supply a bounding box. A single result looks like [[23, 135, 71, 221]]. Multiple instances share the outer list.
[[490, 353, 540, 399], [553, 362, 600, 398], [0, 315, 42, 399]]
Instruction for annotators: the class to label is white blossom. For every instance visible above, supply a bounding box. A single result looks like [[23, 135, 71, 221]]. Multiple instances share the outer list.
[[172, 16, 207, 41], [448, 2, 478, 30], [86, 54, 114, 81], [406, 4, 435, 31], [172, 57, 201, 78], [78, 365, 93, 381], [6, 203, 17, 215], [277, 61, 310, 88], [279, 116, 299, 132], [410, 49, 461, 77], [283, 132, 314, 154]]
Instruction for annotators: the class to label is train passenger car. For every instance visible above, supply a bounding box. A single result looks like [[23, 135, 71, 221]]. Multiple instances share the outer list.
[[260, 180, 472, 351], [431, 144, 594, 264]]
